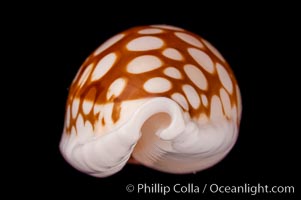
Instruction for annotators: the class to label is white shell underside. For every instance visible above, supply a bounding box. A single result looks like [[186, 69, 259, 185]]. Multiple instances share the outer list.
[[60, 97, 239, 177]]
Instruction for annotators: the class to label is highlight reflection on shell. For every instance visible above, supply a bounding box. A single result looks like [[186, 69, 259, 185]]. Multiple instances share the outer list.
[[60, 25, 242, 177]]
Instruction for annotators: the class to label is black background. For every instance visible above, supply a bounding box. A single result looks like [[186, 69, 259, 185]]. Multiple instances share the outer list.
[[12, 3, 298, 199]]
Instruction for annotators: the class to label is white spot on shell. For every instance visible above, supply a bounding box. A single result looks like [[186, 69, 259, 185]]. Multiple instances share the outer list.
[[107, 78, 127, 100], [75, 115, 92, 141], [162, 48, 183, 60], [82, 87, 96, 115], [184, 64, 207, 90], [198, 113, 209, 125], [76, 114, 93, 140], [91, 53, 117, 81], [104, 103, 114, 125], [201, 94, 208, 107], [171, 93, 189, 111], [175, 32, 204, 48], [77, 63, 93, 87], [220, 88, 232, 118], [65, 105, 71, 127], [127, 36, 164, 51], [144, 77, 171, 93], [188, 48, 214, 74], [151, 25, 183, 31], [164, 67, 182, 79], [216, 63, 233, 94], [93, 104, 102, 116], [72, 98, 80, 118], [210, 95, 224, 120], [94, 34, 124, 55], [71, 127, 76, 136], [182, 84, 200, 109], [202, 39, 225, 62], [83, 121, 93, 137], [138, 28, 163, 34], [127, 55, 162, 74], [82, 101, 93, 115], [76, 114, 84, 132]]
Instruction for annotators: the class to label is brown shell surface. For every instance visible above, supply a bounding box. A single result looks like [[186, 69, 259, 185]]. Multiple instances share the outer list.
[[64, 25, 240, 135]]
